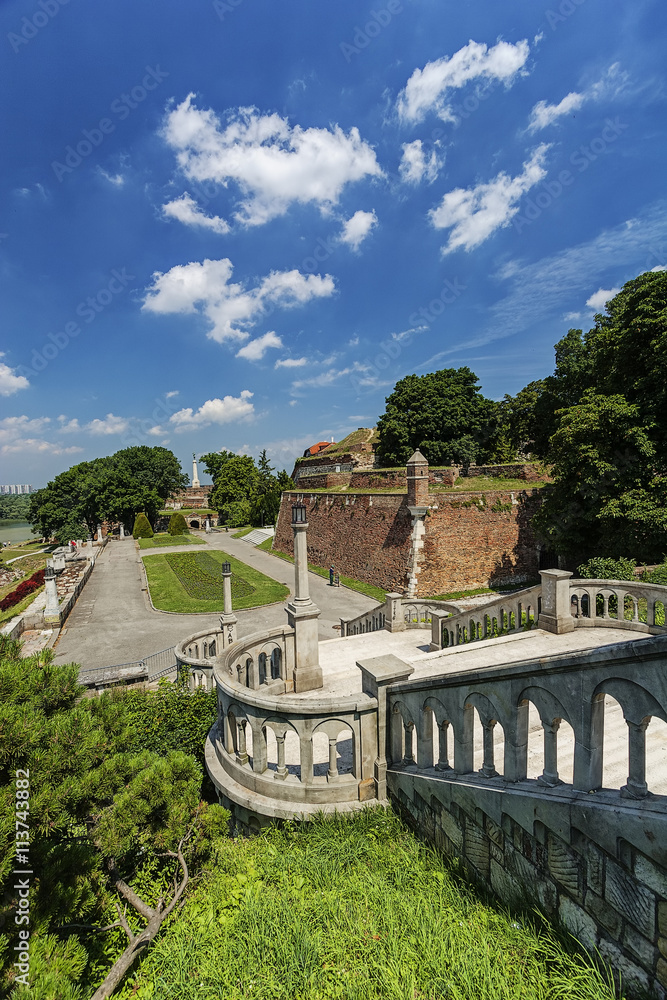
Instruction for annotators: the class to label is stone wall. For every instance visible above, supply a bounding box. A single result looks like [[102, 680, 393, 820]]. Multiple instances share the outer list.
[[293, 462, 548, 490], [391, 773, 667, 998], [274, 489, 541, 595]]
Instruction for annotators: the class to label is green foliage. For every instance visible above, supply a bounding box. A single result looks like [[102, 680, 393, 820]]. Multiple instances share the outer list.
[[0, 493, 31, 521], [117, 810, 619, 1000], [376, 367, 499, 467], [493, 380, 547, 460], [206, 452, 293, 527], [168, 512, 188, 536], [133, 512, 154, 539], [200, 450, 237, 485], [576, 556, 637, 580], [165, 552, 255, 601]]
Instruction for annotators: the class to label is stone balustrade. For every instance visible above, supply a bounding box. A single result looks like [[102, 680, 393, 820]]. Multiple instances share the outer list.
[[340, 593, 457, 636], [570, 579, 667, 632], [175, 628, 223, 691], [430, 585, 541, 650]]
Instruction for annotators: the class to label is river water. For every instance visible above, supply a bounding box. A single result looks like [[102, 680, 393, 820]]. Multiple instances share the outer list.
[[0, 520, 39, 544]]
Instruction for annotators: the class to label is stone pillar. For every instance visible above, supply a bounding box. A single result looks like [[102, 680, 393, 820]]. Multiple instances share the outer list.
[[192, 454, 200, 488], [43, 565, 61, 625], [537, 569, 574, 634], [437, 722, 451, 770], [429, 609, 449, 650], [219, 562, 238, 648], [97, 524, 103, 544], [87, 535, 93, 554], [538, 720, 561, 787], [384, 592, 406, 633], [358, 654, 414, 800], [621, 720, 649, 799], [286, 504, 322, 693], [205, 518, 211, 533], [406, 507, 428, 599], [275, 734, 287, 779], [236, 722, 248, 766], [119, 523, 125, 539], [406, 449, 429, 506], [327, 737, 339, 780], [480, 721, 498, 777]]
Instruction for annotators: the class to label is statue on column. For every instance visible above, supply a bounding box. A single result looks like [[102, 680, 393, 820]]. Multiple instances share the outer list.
[[191, 452, 200, 488]]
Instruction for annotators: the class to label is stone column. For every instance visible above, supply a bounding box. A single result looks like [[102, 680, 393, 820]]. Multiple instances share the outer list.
[[236, 722, 248, 766], [119, 523, 125, 539], [97, 524, 103, 544], [205, 518, 211, 533], [192, 454, 200, 488], [538, 720, 561, 787], [327, 737, 339, 780], [437, 722, 451, 770], [219, 562, 238, 648], [358, 654, 414, 800], [286, 504, 323, 693], [275, 734, 287, 780], [537, 569, 574, 633], [384, 592, 406, 633], [621, 720, 649, 799], [480, 721, 498, 777], [429, 609, 449, 650], [43, 565, 61, 625]]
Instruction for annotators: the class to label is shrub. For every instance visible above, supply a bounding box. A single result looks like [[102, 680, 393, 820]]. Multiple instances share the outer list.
[[576, 556, 636, 581], [132, 513, 153, 539], [0, 568, 45, 611], [168, 512, 188, 535]]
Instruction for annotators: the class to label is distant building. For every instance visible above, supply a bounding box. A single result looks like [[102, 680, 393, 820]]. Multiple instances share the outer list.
[[0, 485, 33, 494], [303, 441, 335, 458]]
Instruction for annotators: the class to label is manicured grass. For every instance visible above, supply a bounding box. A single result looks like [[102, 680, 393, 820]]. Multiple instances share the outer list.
[[138, 533, 205, 549], [429, 581, 540, 601], [142, 548, 288, 613], [116, 809, 618, 1000], [259, 539, 386, 603], [434, 476, 547, 492]]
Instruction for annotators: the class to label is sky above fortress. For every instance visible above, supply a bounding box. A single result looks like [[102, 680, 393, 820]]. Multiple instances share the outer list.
[[1, 0, 666, 485]]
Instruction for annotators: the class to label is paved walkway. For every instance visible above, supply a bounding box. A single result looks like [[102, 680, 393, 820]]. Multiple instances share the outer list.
[[53, 532, 378, 671]]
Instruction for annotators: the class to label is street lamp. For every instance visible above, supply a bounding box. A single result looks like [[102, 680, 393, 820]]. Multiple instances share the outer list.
[[291, 502, 307, 524]]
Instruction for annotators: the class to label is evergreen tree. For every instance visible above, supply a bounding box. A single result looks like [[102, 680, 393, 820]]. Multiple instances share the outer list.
[[168, 512, 188, 535], [132, 512, 153, 538]]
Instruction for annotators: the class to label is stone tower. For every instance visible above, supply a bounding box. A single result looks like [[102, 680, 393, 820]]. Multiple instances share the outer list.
[[406, 449, 429, 506]]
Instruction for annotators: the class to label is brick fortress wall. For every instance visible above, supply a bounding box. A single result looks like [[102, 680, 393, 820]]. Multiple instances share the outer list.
[[274, 487, 541, 595], [293, 462, 548, 492]]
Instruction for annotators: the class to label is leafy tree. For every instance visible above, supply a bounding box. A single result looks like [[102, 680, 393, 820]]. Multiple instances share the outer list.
[[576, 556, 637, 581], [0, 637, 228, 999], [376, 367, 498, 467], [200, 450, 237, 485], [168, 512, 188, 535], [210, 456, 259, 527], [132, 512, 153, 539], [493, 380, 547, 460], [533, 391, 664, 562]]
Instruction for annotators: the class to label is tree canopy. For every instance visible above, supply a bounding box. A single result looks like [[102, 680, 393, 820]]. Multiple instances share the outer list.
[[202, 450, 294, 527], [28, 447, 187, 542], [376, 367, 498, 468]]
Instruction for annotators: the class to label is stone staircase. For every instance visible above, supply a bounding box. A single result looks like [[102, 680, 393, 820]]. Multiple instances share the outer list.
[[241, 527, 275, 546]]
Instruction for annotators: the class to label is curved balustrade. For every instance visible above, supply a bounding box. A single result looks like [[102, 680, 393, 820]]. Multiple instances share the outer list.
[[570, 578, 667, 632], [388, 633, 667, 801], [341, 596, 457, 636], [175, 628, 223, 691], [341, 602, 385, 636], [433, 585, 541, 650]]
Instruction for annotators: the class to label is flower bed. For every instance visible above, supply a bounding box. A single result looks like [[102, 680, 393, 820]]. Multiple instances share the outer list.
[[0, 569, 45, 611], [165, 552, 255, 601]]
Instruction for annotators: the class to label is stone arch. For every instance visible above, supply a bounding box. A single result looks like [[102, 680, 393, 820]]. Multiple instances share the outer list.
[[263, 716, 301, 779], [465, 691, 506, 778], [594, 677, 667, 797], [519, 685, 575, 786], [312, 718, 355, 777]]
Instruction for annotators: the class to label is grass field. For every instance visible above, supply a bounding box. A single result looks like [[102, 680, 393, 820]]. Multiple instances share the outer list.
[[116, 809, 618, 1000], [257, 538, 386, 603], [138, 533, 205, 549], [142, 548, 288, 612]]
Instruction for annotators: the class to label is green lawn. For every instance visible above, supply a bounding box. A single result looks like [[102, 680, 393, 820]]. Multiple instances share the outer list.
[[116, 809, 618, 1000], [258, 538, 386, 603], [231, 525, 254, 538], [138, 533, 205, 549], [142, 548, 288, 612]]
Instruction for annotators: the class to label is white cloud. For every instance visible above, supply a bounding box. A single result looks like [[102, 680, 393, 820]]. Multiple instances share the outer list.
[[291, 361, 389, 393], [0, 416, 82, 457], [564, 311, 582, 322], [57, 417, 81, 433], [585, 287, 621, 311], [85, 413, 130, 435], [396, 38, 530, 124], [165, 390, 179, 398], [275, 356, 308, 368], [0, 355, 29, 396], [236, 331, 282, 361], [429, 144, 550, 254], [399, 140, 441, 184], [527, 91, 585, 132], [339, 210, 377, 251], [169, 391, 255, 431], [162, 192, 230, 234], [142, 257, 335, 345], [97, 167, 125, 187], [162, 96, 383, 226], [651, 265, 667, 272]]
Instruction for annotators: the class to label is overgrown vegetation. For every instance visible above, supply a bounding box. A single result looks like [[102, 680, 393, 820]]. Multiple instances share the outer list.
[[116, 810, 620, 1000], [142, 549, 288, 612]]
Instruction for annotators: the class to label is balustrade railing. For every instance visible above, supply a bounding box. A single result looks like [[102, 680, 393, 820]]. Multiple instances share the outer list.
[[431, 585, 541, 650], [340, 595, 457, 636], [569, 579, 667, 631]]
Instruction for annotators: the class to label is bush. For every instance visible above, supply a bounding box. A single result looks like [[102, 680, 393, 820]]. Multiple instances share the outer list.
[[168, 512, 188, 536], [132, 512, 153, 539], [576, 556, 636, 581], [0, 568, 45, 611]]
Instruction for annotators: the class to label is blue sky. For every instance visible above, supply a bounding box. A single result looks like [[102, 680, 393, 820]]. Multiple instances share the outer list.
[[1, 0, 666, 485]]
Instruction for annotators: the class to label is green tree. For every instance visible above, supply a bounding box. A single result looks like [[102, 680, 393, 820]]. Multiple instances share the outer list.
[[492, 380, 547, 460], [168, 512, 188, 535], [200, 450, 237, 485], [376, 367, 498, 467], [132, 512, 153, 538], [210, 456, 259, 526]]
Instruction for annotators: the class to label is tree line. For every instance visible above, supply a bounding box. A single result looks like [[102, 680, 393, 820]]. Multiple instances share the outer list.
[[375, 269, 667, 564]]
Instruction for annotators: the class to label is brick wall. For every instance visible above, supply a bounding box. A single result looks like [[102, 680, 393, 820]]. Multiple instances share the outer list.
[[274, 488, 541, 595]]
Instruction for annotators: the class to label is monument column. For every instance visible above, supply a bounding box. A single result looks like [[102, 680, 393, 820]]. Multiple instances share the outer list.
[[192, 452, 200, 488], [43, 564, 61, 625], [219, 561, 238, 649], [286, 503, 323, 693]]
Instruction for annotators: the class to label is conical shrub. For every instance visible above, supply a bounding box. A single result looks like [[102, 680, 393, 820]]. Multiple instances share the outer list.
[[168, 512, 188, 535], [133, 512, 153, 538]]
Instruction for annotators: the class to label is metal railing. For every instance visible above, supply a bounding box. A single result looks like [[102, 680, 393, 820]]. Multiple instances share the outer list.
[[78, 645, 177, 687]]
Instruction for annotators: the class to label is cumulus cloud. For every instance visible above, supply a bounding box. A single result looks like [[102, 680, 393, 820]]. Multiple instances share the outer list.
[[85, 413, 130, 435], [339, 210, 377, 251], [399, 140, 441, 184], [586, 287, 621, 311], [169, 391, 255, 431], [0, 416, 82, 456], [275, 356, 308, 369], [0, 355, 29, 396], [162, 192, 230, 234], [527, 91, 585, 132], [396, 38, 530, 124], [142, 257, 335, 345], [429, 144, 550, 254], [162, 96, 383, 226], [236, 331, 282, 361]]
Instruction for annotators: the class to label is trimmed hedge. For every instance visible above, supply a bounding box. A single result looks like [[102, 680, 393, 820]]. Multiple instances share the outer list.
[[0, 569, 45, 611], [133, 513, 153, 539], [168, 512, 188, 535]]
